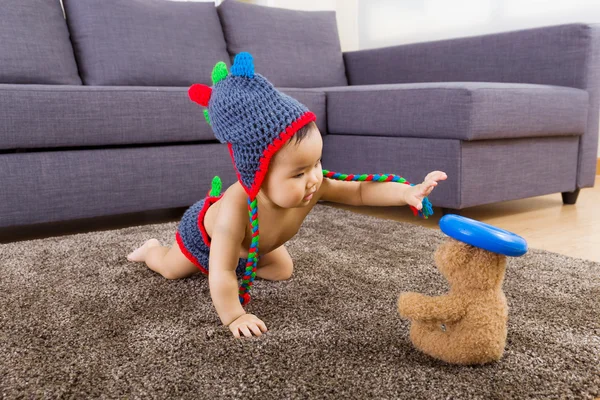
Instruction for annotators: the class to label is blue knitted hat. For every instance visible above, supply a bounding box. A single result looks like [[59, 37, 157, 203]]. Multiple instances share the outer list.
[[190, 52, 316, 198], [188, 52, 316, 305]]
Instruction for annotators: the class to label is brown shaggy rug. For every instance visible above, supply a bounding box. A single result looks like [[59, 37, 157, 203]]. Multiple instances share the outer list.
[[1, 204, 599, 399]]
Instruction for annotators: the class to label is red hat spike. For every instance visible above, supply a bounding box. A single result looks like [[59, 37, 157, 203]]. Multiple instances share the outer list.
[[188, 84, 212, 107]]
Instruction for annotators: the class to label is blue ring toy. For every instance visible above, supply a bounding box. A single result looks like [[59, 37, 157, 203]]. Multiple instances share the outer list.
[[439, 215, 528, 257]]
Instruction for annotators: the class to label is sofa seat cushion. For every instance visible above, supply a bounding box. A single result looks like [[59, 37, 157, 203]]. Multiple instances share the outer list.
[[325, 82, 588, 140], [0, 0, 81, 85], [217, 0, 347, 88], [0, 85, 326, 151], [63, 0, 230, 86]]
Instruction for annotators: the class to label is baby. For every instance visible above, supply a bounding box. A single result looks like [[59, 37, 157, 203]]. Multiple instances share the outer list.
[[127, 53, 447, 339]]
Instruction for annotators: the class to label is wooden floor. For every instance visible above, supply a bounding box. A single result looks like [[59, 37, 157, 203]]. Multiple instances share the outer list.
[[2, 177, 598, 262], [327, 175, 600, 262]]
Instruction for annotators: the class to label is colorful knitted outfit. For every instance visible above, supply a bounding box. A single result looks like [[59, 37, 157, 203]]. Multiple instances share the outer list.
[[183, 52, 433, 306], [175, 185, 251, 278]]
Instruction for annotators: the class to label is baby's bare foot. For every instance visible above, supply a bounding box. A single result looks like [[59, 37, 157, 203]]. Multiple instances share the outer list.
[[127, 238, 161, 262]]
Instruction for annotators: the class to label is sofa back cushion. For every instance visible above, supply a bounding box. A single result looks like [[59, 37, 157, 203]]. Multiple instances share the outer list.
[[63, 0, 230, 86], [0, 0, 81, 84], [217, 0, 347, 88]]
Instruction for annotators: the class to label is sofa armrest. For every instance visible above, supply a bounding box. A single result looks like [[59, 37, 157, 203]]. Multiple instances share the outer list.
[[343, 23, 597, 88], [343, 23, 600, 187]]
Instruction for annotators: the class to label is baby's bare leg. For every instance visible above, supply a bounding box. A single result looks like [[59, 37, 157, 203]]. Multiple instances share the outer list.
[[127, 239, 199, 280], [255, 245, 294, 281]]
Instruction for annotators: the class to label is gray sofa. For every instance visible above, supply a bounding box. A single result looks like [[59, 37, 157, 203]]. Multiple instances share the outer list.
[[0, 0, 598, 229]]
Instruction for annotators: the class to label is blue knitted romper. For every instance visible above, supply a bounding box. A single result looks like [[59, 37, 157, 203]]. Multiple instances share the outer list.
[[175, 193, 248, 277]]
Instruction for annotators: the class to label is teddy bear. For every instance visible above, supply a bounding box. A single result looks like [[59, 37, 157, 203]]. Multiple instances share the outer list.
[[398, 238, 509, 365]]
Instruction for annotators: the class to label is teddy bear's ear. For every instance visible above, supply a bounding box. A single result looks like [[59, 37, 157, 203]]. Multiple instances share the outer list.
[[435, 240, 507, 290], [435, 239, 468, 266], [471, 248, 505, 269], [466, 248, 507, 289]]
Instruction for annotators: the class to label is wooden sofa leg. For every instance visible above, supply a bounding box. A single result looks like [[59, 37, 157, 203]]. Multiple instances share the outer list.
[[442, 208, 461, 216], [561, 189, 580, 205]]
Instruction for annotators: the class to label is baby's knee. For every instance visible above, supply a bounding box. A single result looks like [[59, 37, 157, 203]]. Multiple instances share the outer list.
[[267, 261, 294, 281], [160, 269, 182, 280], [256, 259, 294, 281], [278, 260, 294, 280]]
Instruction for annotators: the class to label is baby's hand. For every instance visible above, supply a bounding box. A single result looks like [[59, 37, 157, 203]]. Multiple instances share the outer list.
[[404, 171, 447, 210], [228, 313, 268, 338]]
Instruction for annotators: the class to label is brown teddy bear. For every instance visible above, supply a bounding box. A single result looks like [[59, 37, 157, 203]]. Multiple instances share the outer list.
[[398, 238, 508, 365]]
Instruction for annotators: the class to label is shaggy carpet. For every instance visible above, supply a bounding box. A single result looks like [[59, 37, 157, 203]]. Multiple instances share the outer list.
[[1, 204, 598, 399]]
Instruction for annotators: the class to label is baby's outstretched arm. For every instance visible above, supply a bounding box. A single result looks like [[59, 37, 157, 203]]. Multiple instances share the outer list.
[[209, 194, 267, 338], [361, 171, 447, 209], [320, 170, 447, 209], [398, 293, 466, 323]]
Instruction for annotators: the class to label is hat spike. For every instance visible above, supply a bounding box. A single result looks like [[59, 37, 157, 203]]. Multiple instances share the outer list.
[[188, 84, 212, 107], [212, 61, 229, 85], [231, 52, 255, 78]]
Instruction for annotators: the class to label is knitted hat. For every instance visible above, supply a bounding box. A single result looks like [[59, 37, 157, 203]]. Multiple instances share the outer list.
[[188, 52, 315, 306]]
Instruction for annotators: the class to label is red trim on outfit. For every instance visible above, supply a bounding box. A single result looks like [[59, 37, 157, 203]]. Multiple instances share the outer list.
[[176, 231, 208, 275], [176, 194, 223, 275], [197, 195, 222, 247]]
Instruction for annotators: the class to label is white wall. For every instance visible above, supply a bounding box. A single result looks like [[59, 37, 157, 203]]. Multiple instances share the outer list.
[[358, 0, 600, 48]]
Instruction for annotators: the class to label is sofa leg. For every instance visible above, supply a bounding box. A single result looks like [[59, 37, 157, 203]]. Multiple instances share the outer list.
[[442, 208, 461, 216], [561, 189, 580, 205]]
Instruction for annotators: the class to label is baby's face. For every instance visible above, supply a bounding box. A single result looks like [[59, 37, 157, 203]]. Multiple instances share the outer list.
[[261, 124, 323, 208]]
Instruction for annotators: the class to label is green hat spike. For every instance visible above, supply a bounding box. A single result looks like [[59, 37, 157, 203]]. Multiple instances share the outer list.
[[212, 61, 229, 85], [209, 176, 222, 197], [203, 109, 211, 125]]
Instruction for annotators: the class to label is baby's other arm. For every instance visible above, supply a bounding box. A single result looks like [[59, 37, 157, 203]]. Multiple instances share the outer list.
[[208, 191, 267, 338]]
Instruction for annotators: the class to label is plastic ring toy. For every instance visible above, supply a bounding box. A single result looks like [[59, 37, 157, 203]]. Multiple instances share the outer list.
[[439, 214, 528, 257]]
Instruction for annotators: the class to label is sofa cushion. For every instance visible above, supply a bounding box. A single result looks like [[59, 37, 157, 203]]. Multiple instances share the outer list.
[[325, 82, 588, 140], [0, 145, 240, 227], [322, 135, 579, 209], [217, 0, 347, 88], [0, 85, 326, 150], [63, 0, 230, 86], [0, 0, 81, 85]]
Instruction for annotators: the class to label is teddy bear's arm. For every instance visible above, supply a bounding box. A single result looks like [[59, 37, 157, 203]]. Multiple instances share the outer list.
[[398, 292, 467, 323]]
